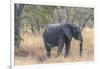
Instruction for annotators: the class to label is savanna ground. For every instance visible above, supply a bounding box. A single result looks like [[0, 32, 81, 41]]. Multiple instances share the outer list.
[[15, 28, 94, 65]]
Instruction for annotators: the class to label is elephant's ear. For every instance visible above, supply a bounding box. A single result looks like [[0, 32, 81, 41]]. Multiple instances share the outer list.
[[62, 28, 72, 41]]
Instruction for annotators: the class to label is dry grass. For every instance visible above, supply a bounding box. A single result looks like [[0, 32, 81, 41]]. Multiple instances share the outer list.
[[15, 28, 94, 65]]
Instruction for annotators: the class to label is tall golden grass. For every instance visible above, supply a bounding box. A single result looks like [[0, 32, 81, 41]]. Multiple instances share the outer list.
[[15, 28, 94, 65]]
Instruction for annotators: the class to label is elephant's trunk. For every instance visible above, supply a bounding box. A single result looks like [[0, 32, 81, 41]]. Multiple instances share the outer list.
[[79, 40, 83, 56], [79, 33, 83, 57]]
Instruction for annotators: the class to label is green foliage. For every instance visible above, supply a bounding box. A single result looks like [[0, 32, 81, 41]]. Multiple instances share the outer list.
[[19, 4, 94, 33]]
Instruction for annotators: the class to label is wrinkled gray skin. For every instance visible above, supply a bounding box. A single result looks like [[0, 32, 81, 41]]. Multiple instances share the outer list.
[[43, 23, 83, 58]]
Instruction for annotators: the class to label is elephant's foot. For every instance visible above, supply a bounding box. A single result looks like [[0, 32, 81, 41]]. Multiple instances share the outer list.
[[64, 54, 69, 58], [64, 52, 69, 58]]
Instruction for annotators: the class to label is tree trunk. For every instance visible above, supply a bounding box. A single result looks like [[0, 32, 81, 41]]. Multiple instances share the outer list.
[[14, 4, 24, 48]]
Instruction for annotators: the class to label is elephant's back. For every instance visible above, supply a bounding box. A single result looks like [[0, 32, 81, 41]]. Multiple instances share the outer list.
[[43, 23, 61, 45]]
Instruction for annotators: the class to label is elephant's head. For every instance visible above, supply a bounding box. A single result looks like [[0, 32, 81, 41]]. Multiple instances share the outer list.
[[62, 24, 83, 56], [72, 26, 83, 56]]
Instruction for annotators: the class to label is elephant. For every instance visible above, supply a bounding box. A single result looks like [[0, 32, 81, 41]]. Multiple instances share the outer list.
[[43, 23, 83, 58]]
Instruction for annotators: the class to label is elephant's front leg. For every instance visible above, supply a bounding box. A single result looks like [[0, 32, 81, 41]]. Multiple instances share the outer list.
[[57, 45, 64, 57], [64, 41, 71, 57], [57, 37, 64, 57]]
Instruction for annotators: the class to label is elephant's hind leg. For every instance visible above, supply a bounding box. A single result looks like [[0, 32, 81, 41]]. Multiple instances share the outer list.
[[45, 43, 51, 58]]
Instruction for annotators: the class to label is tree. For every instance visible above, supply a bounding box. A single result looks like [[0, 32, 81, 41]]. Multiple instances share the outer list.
[[14, 4, 24, 48]]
